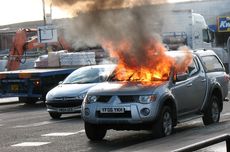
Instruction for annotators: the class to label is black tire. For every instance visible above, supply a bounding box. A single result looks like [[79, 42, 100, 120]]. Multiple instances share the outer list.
[[202, 95, 220, 125], [19, 97, 38, 104], [152, 106, 173, 138], [84, 122, 107, 141], [49, 112, 62, 119]]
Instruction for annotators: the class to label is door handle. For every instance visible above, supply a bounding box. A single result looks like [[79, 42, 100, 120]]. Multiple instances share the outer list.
[[186, 83, 192, 87], [201, 79, 206, 82]]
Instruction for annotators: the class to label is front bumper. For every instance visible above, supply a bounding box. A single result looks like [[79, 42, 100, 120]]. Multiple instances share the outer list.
[[46, 105, 81, 113], [82, 102, 158, 125], [46, 99, 83, 114]]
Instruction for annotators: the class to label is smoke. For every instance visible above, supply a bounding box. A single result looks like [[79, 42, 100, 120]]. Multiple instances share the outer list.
[[46, 0, 193, 80], [48, 0, 169, 51], [47, 0, 194, 71], [50, 0, 168, 14]]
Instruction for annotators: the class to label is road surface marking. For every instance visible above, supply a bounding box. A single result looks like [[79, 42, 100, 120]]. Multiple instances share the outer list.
[[41, 129, 85, 137], [222, 112, 230, 116], [74, 129, 85, 134], [11, 142, 50, 147], [13, 121, 52, 128]]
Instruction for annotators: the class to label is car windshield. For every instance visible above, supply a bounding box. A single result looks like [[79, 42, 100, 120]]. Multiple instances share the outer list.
[[63, 65, 115, 84]]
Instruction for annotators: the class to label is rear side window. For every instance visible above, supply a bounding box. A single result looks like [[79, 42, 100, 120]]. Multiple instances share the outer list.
[[188, 57, 200, 77], [201, 55, 224, 72]]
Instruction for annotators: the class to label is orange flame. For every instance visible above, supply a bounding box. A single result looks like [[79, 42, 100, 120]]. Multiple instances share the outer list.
[[103, 38, 192, 85]]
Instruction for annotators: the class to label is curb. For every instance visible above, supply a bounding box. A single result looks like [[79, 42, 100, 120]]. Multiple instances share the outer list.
[[0, 97, 19, 105]]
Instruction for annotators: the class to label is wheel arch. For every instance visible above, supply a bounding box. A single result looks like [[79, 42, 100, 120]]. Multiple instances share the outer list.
[[202, 83, 223, 112], [157, 94, 178, 126]]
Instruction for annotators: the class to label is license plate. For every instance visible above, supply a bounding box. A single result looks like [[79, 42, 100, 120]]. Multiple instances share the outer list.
[[100, 107, 125, 113], [57, 108, 75, 112], [11, 84, 19, 91]]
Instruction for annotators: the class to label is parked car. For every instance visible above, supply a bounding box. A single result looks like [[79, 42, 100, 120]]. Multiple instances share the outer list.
[[81, 50, 229, 141], [46, 64, 116, 119]]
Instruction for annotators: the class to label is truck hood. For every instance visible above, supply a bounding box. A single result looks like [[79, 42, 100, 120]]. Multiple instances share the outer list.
[[47, 83, 97, 98], [88, 81, 166, 95]]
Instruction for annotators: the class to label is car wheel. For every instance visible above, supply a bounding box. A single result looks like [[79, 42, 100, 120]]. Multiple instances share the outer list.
[[152, 106, 173, 138], [84, 122, 107, 141], [202, 95, 220, 125], [49, 112, 62, 119], [19, 97, 38, 104]]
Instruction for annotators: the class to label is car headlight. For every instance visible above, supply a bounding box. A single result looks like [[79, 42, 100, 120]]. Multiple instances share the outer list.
[[76, 92, 87, 100], [139, 95, 157, 104], [86, 95, 98, 104], [46, 92, 54, 101]]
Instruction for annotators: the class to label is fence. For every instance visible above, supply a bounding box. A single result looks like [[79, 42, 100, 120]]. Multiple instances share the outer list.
[[173, 134, 230, 152]]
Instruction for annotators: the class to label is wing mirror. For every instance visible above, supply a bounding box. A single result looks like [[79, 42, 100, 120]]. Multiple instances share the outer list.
[[174, 72, 188, 82]]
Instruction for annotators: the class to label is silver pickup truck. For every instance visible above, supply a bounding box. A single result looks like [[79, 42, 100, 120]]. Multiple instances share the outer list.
[[82, 50, 229, 141]]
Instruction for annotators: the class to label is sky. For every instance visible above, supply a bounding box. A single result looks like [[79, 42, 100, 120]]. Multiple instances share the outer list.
[[0, 0, 70, 26]]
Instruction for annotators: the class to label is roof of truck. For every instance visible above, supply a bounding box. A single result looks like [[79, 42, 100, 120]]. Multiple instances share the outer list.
[[193, 49, 217, 57]]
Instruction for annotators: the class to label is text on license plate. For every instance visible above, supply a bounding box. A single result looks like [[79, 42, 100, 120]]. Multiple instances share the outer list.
[[11, 84, 19, 91], [58, 108, 74, 112], [100, 108, 125, 113]]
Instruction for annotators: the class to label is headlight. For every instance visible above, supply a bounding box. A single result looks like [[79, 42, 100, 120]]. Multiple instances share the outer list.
[[139, 95, 157, 104], [46, 92, 54, 101], [86, 95, 98, 104], [76, 92, 86, 100]]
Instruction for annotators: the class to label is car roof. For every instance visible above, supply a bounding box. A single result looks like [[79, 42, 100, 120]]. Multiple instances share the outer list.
[[193, 49, 217, 57], [167, 49, 217, 58]]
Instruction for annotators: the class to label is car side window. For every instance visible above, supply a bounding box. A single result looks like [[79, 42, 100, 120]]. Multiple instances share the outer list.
[[201, 55, 224, 72], [187, 57, 199, 77]]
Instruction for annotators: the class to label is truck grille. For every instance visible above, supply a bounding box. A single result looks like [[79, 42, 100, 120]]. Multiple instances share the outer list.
[[96, 96, 112, 103], [96, 95, 138, 103], [118, 96, 138, 103], [96, 111, 131, 118]]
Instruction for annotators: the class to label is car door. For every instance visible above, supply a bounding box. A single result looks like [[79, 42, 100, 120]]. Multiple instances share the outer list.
[[171, 73, 193, 116], [186, 57, 207, 111], [171, 57, 207, 115]]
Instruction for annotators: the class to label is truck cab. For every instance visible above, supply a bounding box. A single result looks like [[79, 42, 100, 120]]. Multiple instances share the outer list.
[[161, 9, 212, 50]]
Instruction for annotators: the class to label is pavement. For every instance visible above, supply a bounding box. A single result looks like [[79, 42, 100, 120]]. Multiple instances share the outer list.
[[0, 97, 229, 152], [0, 97, 19, 105]]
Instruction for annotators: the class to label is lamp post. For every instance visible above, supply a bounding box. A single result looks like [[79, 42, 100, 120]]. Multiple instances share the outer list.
[[42, 0, 46, 25], [227, 36, 230, 74]]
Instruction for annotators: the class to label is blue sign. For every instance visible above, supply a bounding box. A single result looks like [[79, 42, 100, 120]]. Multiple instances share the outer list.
[[217, 16, 230, 32]]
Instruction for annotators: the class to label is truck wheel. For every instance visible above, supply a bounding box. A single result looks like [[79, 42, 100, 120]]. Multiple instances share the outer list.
[[152, 106, 173, 138], [49, 112, 61, 119], [84, 122, 107, 141], [202, 95, 220, 125], [19, 97, 38, 104]]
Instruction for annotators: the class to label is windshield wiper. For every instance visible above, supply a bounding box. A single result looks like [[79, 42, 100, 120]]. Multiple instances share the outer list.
[[127, 73, 135, 81]]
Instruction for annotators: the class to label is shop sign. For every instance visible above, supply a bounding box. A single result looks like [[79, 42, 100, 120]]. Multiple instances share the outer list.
[[217, 16, 230, 32]]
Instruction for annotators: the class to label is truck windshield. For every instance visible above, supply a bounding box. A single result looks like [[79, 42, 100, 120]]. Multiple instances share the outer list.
[[108, 70, 170, 82]]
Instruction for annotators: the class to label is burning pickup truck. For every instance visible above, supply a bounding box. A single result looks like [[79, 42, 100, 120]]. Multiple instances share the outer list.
[[81, 49, 229, 141]]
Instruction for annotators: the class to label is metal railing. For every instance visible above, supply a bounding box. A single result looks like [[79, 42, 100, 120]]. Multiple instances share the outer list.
[[173, 134, 230, 152]]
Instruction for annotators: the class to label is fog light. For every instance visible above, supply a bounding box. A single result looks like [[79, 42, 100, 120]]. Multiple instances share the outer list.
[[140, 108, 150, 116], [85, 108, 90, 116]]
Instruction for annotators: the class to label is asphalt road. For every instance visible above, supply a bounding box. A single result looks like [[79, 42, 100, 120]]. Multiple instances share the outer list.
[[0, 94, 230, 152]]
